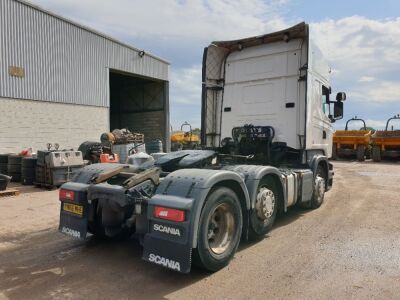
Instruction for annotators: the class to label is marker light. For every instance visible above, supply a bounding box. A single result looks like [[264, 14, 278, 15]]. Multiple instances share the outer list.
[[154, 206, 185, 222], [59, 189, 75, 201]]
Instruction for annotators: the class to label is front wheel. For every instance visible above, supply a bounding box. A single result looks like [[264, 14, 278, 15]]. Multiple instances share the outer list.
[[372, 145, 381, 162], [357, 145, 366, 161], [193, 187, 243, 272], [310, 165, 326, 209], [365, 145, 372, 160]]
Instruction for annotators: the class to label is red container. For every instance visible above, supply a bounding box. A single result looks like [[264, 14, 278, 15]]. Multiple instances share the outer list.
[[99, 153, 119, 163]]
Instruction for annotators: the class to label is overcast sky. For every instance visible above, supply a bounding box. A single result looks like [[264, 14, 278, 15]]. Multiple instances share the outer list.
[[28, 0, 400, 130]]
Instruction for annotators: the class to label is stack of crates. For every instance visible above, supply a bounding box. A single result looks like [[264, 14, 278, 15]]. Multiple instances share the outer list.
[[35, 150, 84, 187], [131, 133, 145, 144]]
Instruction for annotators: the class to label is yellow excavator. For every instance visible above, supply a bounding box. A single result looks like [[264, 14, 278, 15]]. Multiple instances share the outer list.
[[171, 122, 200, 151], [332, 117, 372, 161], [371, 114, 400, 161]]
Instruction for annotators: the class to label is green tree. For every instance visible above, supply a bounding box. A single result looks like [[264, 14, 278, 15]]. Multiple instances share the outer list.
[[192, 128, 201, 136]]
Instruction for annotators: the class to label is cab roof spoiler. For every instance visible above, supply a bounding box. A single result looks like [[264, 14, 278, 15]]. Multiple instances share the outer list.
[[209, 22, 308, 51]]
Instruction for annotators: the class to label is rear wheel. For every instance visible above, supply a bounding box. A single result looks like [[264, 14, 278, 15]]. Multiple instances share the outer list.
[[88, 205, 132, 241], [372, 145, 381, 162], [248, 177, 279, 240], [193, 187, 243, 272], [356, 145, 366, 161], [88, 205, 106, 238]]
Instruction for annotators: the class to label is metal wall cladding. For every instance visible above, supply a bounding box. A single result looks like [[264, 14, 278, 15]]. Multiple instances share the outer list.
[[0, 0, 169, 107]]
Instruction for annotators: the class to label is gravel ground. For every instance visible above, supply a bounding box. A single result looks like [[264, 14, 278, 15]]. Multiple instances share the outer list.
[[0, 161, 399, 299]]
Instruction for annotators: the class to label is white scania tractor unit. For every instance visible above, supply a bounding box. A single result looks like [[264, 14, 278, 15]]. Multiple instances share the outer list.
[[58, 22, 346, 273]]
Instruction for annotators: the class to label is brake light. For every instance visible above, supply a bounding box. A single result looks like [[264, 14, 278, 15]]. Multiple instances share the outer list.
[[59, 189, 75, 201], [154, 206, 185, 222]]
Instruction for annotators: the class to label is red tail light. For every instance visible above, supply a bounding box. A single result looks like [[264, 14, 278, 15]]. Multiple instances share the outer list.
[[59, 189, 75, 201], [154, 206, 185, 222]]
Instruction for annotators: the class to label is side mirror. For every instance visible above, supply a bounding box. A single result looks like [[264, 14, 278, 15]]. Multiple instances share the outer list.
[[333, 101, 344, 120], [336, 92, 346, 101]]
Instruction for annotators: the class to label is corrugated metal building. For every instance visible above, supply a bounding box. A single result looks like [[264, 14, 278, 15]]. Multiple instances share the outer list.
[[0, 0, 170, 153]]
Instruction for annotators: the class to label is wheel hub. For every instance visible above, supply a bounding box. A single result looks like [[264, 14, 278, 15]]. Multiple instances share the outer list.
[[207, 203, 235, 255], [255, 188, 275, 220]]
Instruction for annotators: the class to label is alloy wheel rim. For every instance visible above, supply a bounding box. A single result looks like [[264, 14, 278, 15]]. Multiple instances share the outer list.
[[206, 203, 235, 255], [255, 187, 275, 221]]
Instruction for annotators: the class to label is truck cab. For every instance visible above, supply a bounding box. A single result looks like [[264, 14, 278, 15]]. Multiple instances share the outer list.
[[58, 22, 346, 274], [202, 22, 345, 162]]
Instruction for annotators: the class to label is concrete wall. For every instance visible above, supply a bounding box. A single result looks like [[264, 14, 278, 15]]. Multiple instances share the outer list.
[[0, 98, 108, 153]]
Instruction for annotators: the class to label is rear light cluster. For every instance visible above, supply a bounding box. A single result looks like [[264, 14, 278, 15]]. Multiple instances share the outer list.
[[154, 206, 185, 222], [59, 189, 75, 201]]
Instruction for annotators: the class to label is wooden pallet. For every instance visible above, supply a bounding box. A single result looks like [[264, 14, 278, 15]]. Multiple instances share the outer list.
[[0, 188, 20, 197]]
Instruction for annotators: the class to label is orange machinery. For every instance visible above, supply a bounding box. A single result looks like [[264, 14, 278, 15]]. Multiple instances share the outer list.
[[371, 114, 400, 162], [332, 117, 372, 161], [171, 122, 200, 151], [99, 153, 119, 163]]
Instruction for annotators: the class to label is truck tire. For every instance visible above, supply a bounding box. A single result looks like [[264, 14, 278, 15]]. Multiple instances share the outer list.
[[88, 205, 131, 241], [193, 187, 243, 272], [88, 219, 106, 239], [356, 145, 365, 161], [310, 165, 326, 209], [365, 145, 372, 160], [331, 143, 337, 160], [372, 145, 381, 162], [248, 177, 279, 240]]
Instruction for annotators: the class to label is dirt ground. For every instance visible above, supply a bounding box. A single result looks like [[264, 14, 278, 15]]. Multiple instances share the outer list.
[[0, 161, 399, 299]]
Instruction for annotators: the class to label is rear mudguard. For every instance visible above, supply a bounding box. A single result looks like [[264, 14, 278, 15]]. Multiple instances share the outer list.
[[222, 165, 287, 211], [59, 181, 135, 240], [142, 168, 250, 273], [58, 182, 90, 239]]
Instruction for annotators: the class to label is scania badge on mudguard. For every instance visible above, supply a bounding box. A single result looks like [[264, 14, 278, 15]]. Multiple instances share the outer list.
[[60, 226, 82, 239], [148, 253, 181, 271], [153, 223, 182, 236]]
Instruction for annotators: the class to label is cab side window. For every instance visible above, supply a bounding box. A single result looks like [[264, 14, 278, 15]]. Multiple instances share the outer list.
[[321, 85, 330, 117]]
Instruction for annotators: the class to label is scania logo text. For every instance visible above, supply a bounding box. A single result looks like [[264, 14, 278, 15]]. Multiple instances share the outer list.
[[148, 253, 181, 271], [153, 223, 181, 236], [61, 226, 81, 238]]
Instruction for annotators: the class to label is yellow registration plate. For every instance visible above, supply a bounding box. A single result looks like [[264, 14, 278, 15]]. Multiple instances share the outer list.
[[63, 203, 83, 217]]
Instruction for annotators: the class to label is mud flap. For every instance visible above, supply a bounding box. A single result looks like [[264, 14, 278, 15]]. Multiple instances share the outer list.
[[142, 235, 192, 273], [58, 182, 90, 240], [59, 209, 88, 240]]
